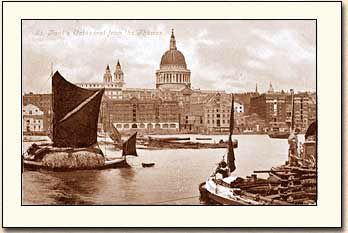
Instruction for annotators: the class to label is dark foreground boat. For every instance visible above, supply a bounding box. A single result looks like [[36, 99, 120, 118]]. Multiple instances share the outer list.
[[23, 71, 137, 171], [199, 93, 317, 205]]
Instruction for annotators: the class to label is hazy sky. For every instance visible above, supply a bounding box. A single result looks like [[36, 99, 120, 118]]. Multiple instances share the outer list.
[[22, 20, 316, 94]]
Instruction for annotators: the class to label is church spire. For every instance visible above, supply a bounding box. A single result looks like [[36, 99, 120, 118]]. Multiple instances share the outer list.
[[114, 59, 124, 83], [255, 83, 258, 93], [268, 82, 274, 93], [170, 29, 176, 50], [103, 64, 112, 83]]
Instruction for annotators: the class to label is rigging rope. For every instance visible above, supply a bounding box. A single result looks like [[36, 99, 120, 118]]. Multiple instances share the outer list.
[[147, 195, 201, 205], [38, 73, 53, 94]]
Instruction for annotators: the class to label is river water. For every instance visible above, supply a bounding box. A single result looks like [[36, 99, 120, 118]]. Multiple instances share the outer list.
[[22, 134, 303, 205]]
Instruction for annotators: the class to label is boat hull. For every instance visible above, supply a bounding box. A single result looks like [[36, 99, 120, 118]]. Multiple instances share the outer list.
[[23, 157, 128, 171], [200, 177, 259, 205], [23, 143, 129, 171], [142, 163, 155, 167], [268, 133, 290, 139], [199, 183, 245, 205]]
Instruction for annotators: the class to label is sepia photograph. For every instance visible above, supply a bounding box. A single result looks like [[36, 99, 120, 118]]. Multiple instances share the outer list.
[[21, 19, 317, 206]]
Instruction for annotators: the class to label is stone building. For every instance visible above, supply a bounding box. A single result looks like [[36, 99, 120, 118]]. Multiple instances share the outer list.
[[22, 93, 52, 132], [102, 97, 180, 132], [76, 60, 124, 100], [203, 93, 244, 133], [285, 92, 316, 132], [22, 104, 44, 132], [250, 87, 316, 132], [250, 92, 289, 131]]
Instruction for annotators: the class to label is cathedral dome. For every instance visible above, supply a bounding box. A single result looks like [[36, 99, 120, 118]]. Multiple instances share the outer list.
[[156, 29, 191, 90], [160, 49, 187, 68]]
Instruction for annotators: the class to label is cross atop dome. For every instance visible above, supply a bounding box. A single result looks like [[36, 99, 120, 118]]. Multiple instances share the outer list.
[[170, 29, 176, 50]]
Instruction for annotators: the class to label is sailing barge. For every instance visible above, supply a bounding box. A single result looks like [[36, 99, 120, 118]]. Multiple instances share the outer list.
[[23, 71, 137, 171], [144, 137, 237, 150]]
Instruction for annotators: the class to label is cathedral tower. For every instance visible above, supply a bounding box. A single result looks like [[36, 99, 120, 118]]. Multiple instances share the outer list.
[[103, 65, 112, 83], [114, 60, 124, 83]]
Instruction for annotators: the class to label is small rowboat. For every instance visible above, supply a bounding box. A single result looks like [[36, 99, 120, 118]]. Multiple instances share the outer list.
[[196, 137, 212, 140], [142, 162, 155, 168]]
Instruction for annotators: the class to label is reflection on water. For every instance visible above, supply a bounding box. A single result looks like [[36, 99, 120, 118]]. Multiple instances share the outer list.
[[22, 135, 302, 205]]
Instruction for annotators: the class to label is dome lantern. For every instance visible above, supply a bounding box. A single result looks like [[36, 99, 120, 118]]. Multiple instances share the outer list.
[[170, 29, 177, 50]]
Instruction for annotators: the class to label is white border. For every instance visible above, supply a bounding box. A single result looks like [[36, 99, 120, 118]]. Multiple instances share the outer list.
[[2, 1, 341, 227]]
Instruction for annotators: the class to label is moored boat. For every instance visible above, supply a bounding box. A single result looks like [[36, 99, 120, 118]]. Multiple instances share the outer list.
[[145, 137, 237, 149], [142, 162, 155, 167], [148, 136, 190, 141], [268, 131, 290, 139], [23, 71, 137, 171], [199, 92, 317, 205], [196, 137, 212, 140]]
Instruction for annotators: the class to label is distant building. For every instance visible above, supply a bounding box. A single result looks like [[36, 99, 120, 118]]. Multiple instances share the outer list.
[[76, 60, 125, 100], [287, 92, 316, 131], [22, 93, 52, 132], [23, 30, 316, 135], [203, 93, 244, 133], [102, 97, 180, 132], [237, 113, 266, 133], [22, 104, 44, 132], [250, 91, 316, 132]]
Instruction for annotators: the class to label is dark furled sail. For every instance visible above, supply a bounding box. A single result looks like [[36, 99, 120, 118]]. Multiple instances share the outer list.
[[109, 124, 122, 144], [52, 71, 105, 147], [227, 95, 236, 173], [305, 121, 317, 140], [122, 132, 138, 157]]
